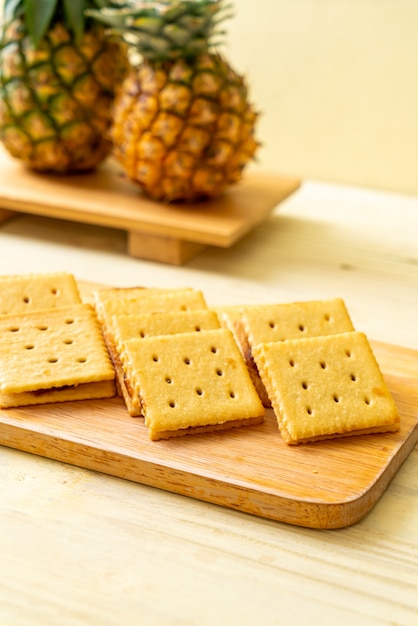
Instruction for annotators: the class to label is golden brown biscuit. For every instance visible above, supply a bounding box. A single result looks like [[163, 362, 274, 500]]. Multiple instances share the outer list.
[[93, 287, 207, 325], [120, 328, 265, 439], [113, 310, 220, 345], [253, 331, 399, 444], [241, 298, 354, 345], [0, 272, 81, 316], [0, 303, 116, 407]]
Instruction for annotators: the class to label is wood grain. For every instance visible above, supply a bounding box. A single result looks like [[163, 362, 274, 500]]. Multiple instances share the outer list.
[[0, 337, 416, 529], [0, 148, 300, 263]]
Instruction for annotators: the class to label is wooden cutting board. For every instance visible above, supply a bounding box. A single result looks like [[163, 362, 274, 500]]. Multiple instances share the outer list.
[[0, 148, 300, 265], [0, 337, 417, 529]]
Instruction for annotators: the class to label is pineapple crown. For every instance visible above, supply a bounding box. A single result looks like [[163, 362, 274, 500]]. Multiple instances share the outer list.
[[2, 0, 129, 46], [86, 0, 233, 61]]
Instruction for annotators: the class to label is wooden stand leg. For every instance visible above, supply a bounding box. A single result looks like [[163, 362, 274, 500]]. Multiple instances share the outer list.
[[0, 208, 16, 224], [128, 231, 207, 265]]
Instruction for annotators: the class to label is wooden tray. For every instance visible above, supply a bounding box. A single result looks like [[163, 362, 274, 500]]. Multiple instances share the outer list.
[[0, 338, 417, 529], [0, 148, 300, 265]]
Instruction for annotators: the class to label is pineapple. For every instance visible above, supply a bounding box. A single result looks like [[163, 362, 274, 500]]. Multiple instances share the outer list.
[[0, 0, 128, 172], [89, 0, 260, 202]]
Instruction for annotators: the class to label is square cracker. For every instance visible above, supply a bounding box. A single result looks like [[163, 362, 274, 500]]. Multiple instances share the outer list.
[[252, 331, 399, 445], [93, 287, 207, 326], [92, 286, 167, 302], [0, 272, 81, 316], [241, 298, 354, 346], [112, 310, 220, 416], [236, 298, 355, 407], [113, 310, 220, 346], [121, 328, 264, 440], [0, 303, 115, 407]]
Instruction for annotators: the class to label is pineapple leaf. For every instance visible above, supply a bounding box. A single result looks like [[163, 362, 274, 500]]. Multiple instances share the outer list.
[[87, 0, 231, 61], [4, 0, 24, 23], [85, 7, 138, 30], [63, 0, 86, 41], [24, 0, 59, 46]]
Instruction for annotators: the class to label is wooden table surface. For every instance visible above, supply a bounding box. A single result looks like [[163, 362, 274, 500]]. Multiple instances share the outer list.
[[0, 175, 417, 625]]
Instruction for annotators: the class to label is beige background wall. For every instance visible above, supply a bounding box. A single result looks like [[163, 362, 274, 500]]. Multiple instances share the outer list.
[[1, 0, 418, 195], [226, 0, 418, 195]]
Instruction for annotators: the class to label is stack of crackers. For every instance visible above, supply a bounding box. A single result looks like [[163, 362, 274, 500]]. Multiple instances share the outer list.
[[92, 286, 265, 440], [0, 273, 116, 408], [0, 272, 399, 447], [217, 298, 400, 444]]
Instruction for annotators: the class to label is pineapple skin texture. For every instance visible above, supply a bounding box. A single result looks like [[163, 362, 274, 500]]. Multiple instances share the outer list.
[[111, 53, 259, 202], [0, 18, 127, 172]]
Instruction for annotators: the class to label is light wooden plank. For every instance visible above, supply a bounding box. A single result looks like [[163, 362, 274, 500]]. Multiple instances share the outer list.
[[128, 231, 207, 265], [0, 148, 300, 249]]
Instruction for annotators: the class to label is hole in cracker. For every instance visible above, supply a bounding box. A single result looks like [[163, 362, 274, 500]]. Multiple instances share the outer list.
[[298, 324, 305, 332], [65, 318, 75, 325], [140, 331, 145, 338], [229, 390, 236, 398], [168, 400, 176, 408], [77, 357, 87, 363], [196, 387, 203, 396], [289, 359, 295, 367], [333, 394, 340, 403], [345, 349, 352, 357], [350, 373, 357, 381], [211, 346, 218, 354], [37, 325, 48, 331], [324, 313, 330, 321], [183, 357, 191, 365], [25, 344, 34, 350], [165, 377, 172, 384], [63, 339, 73, 345], [48, 357, 58, 363], [307, 407, 313, 415], [216, 368, 223, 376], [51, 288, 58, 295], [320, 361, 327, 369], [302, 381, 308, 390], [195, 325, 201, 332], [365, 397, 371, 405], [180, 305, 187, 311], [152, 355, 159, 362], [23, 296, 30, 304], [8, 326, 20, 332], [269, 321, 276, 329]]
